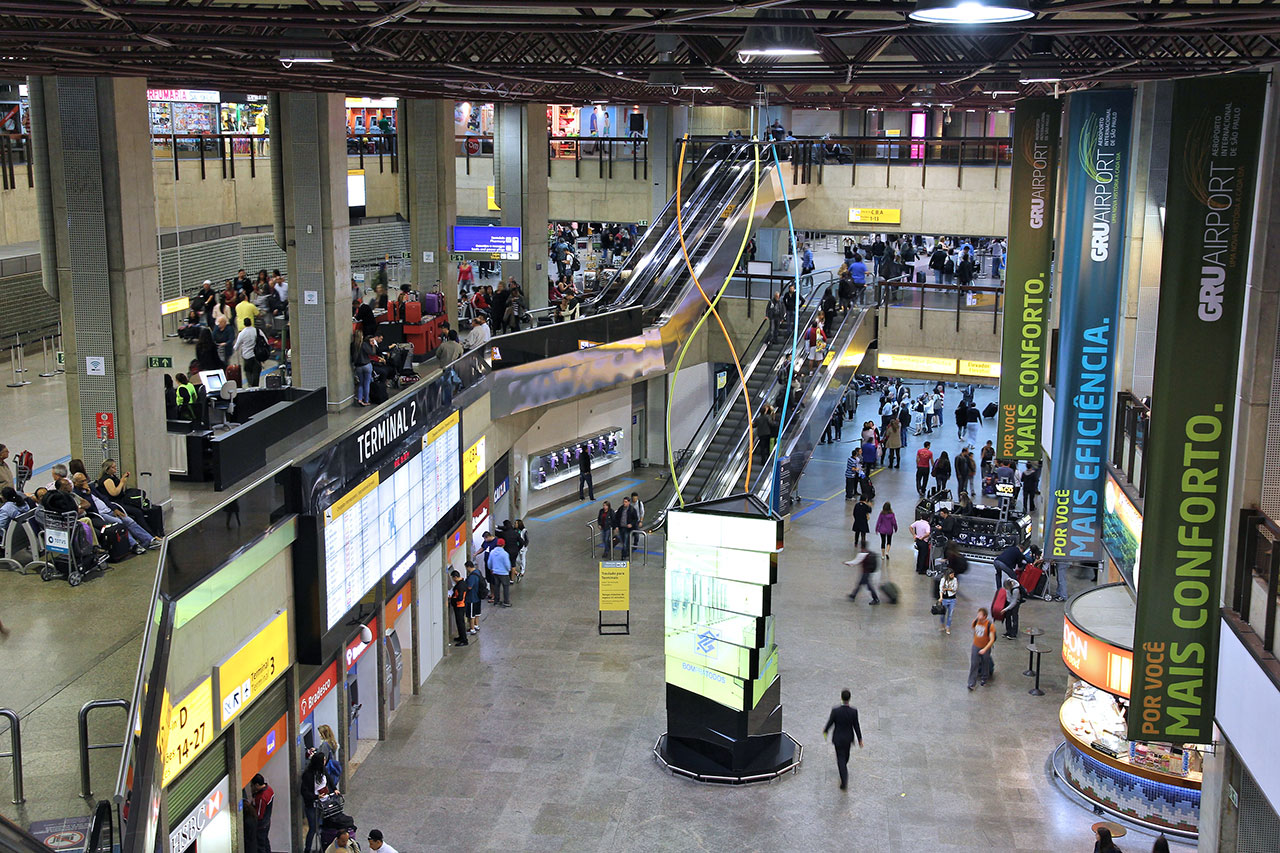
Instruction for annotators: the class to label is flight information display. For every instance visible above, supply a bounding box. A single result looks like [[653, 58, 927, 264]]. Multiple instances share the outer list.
[[453, 225, 522, 259], [323, 411, 460, 628]]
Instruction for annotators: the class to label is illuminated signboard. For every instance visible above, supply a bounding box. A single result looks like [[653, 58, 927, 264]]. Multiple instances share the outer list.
[[323, 410, 460, 629], [148, 88, 220, 104], [168, 776, 229, 853], [1102, 474, 1143, 589], [452, 225, 522, 260], [160, 297, 190, 317], [877, 353, 958, 374], [462, 435, 487, 491], [300, 661, 338, 720], [848, 208, 902, 225], [217, 611, 290, 726], [1062, 615, 1133, 698], [959, 359, 1001, 378], [664, 508, 782, 711], [162, 677, 214, 787]]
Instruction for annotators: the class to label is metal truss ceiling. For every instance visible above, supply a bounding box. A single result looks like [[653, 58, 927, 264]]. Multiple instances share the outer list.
[[1, 1, 1278, 107]]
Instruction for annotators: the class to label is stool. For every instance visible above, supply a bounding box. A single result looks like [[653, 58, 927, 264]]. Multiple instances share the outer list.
[[1025, 643, 1050, 696], [1090, 821, 1126, 839], [1023, 626, 1045, 676]]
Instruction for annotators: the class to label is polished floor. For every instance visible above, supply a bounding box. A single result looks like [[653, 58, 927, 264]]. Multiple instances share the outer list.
[[343, 385, 1189, 853]]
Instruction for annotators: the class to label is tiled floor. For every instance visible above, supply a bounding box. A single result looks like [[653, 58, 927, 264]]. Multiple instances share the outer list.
[[342, 384, 1190, 853]]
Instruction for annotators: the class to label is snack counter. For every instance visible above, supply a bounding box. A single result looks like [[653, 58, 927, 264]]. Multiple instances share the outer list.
[[1054, 583, 1201, 836]]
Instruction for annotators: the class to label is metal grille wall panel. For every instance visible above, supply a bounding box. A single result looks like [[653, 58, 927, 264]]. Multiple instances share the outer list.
[[287, 94, 329, 392], [1262, 316, 1280, 521], [1238, 766, 1280, 852], [55, 78, 119, 469]]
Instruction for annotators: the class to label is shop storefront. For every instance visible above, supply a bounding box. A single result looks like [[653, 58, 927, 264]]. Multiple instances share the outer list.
[[455, 101, 494, 155], [238, 700, 291, 853], [1055, 583, 1201, 836], [298, 661, 341, 759], [147, 88, 219, 142], [383, 577, 413, 716], [547, 104, 646, 158]]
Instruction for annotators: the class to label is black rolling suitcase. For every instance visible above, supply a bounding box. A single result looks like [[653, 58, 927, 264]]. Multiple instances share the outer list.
[[878, 556, 899, 605], [982, 401, 998, 419], [100, 522, 133, 562]]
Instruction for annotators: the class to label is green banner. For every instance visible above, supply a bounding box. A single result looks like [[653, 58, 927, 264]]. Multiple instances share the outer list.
[[997, 98, 1061, 461], [1128, 75, 1268, 743]]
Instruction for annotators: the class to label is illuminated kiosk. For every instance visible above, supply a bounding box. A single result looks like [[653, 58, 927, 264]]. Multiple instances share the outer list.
[[656, 494, 802, 784], [1054, 583, 1201, 836]]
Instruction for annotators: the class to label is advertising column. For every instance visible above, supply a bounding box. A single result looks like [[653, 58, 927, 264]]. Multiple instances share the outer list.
[[1044, 90, 1135, 564], [1128, 75, 1268, 744], [997, 98, 1061, 461]]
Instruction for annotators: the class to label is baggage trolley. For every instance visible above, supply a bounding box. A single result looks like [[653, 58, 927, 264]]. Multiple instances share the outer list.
[[35, 508, 109, 587]]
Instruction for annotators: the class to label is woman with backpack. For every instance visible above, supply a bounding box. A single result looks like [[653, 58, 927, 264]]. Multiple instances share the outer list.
[[875, 501, 898, 562], [932, 450, 952, 494], [318, 724, 342, 789]]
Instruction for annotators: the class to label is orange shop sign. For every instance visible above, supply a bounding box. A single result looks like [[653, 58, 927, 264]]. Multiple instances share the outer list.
[[1062, 615, 1133, 698]]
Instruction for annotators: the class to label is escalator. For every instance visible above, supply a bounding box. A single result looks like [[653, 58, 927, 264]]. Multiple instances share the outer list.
[[483, 141, 786, 419], [643, 279, 876, 529]]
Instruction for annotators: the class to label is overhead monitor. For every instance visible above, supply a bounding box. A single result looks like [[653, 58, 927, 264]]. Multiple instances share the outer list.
[[452, 225, 522, 260]]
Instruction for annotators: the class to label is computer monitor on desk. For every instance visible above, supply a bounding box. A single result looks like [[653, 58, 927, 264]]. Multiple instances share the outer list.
[[200, 369, 227, 394]]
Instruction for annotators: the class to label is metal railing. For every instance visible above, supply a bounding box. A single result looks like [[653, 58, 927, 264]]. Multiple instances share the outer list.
[[0, 133, 32, 190], [0, 708, 23, 804], [79, 699, 129, 798], [683, 135, 1011, 188], [876, 279, 1005, 334], [547, 135, 648, 181], [1231, 508, 1280, 656], [1112, 391, 1150, 498]]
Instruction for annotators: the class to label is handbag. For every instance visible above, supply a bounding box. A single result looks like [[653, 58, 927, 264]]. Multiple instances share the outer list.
[[930, 602, 946, 616], [317, 792, 345, 818]]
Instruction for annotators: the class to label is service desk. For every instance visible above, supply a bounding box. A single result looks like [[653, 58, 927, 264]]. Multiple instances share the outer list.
[[168, 387, 327, 490], [1054, 583, 1201, 836]]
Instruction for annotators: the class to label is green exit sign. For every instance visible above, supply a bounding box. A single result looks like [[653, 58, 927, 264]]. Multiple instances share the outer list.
[[449, 253, 466, 262], [56, 351, 65, 366], [148, 356, 174, 369]]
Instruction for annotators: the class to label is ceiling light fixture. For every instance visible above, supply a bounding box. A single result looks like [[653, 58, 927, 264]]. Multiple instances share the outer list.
[[278, 47, 333, 64], [738, 10, 821, 59], [680, 84, 714, 92], [909, 0, 1034, 24], [647, 69, 686, 87], [1019, 75, 1062, 84]]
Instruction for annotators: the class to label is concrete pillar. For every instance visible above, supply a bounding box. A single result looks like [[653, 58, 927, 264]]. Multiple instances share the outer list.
[[278, 92, 353, 408], [1117, 81, 1173, 400], [33, 76, 168, 501], [647, 105, 687, 219], [398, 99, 458, 326], [495, 103, 550, 309]]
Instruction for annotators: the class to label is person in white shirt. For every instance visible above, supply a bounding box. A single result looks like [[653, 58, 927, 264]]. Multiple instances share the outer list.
[[464, 315, 492, 351], [366, 829, 398, 853], [233, 317, 264, 387], [909, 516, 932, 575], [937, 567, 959, 634], [274, 276, 288, 302]]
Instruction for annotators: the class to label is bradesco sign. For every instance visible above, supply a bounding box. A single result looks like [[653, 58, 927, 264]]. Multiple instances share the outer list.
[[1128, 75, 1267, 744], [997, 98, 1061, 461]]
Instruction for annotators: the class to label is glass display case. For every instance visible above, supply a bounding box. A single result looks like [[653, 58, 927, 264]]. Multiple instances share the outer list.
[[529, 428, 624, 490]]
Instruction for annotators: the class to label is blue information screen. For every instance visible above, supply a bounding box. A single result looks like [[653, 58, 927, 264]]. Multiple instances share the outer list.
[[452, 225, 522, 259]]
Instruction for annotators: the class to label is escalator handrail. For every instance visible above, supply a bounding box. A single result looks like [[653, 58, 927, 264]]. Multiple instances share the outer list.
[[617, 147, 759, 314], [586, 143, 752, 312]]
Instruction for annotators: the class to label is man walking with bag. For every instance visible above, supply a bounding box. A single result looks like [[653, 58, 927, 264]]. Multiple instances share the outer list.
[[822, 688, 864, 790]]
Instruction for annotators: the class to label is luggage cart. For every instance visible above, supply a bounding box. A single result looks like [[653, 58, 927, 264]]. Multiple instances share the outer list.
[[34, 509, 108, 587]]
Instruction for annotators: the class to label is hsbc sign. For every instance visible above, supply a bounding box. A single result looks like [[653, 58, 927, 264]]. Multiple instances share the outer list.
[[168, 776, 229, 852]]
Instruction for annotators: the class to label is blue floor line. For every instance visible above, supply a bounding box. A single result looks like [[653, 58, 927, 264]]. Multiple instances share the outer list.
[[791, 497, 830, 520], [528, 478, 643, 522]]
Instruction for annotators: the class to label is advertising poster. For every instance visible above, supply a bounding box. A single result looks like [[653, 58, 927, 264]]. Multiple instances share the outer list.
[[1128, 75, 1267, 743], [997, 98, 1061, 461], [1044, 89, 1134, 563]]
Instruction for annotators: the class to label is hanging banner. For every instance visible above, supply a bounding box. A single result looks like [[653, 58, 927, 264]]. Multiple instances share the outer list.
[[997, 98, 1061, 461], [1128, 75, 1267, 743], [1044, 89, 1134, 563]]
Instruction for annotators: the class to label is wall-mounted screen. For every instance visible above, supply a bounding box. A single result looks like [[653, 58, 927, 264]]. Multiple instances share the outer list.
[[452, 225, 521, 259], [323, 411, 460, 628]]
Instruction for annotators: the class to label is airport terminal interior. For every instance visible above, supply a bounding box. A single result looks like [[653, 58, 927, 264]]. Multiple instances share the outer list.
[[2, 2, 1280, 852]]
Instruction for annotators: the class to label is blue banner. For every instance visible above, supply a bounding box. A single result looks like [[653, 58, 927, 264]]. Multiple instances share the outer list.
[[1045, 90, 1134, 562]]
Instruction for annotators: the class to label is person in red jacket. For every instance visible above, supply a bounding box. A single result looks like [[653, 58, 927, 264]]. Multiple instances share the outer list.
[[250, 774, 275, 853]]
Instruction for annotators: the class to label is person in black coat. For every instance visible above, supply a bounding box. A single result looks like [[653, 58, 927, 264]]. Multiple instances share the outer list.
[[822, 688, 864, 790], [577, 442, 594, 501], [299, 752, 329, 853]]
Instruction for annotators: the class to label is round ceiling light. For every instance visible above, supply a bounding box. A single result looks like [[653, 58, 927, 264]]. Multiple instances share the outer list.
[[909, 0, 1035, 24]]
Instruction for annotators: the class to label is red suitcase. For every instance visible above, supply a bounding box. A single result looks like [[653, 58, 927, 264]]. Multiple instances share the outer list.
[[403, 301, 422, 324], [1017, 562, 1047, 598]]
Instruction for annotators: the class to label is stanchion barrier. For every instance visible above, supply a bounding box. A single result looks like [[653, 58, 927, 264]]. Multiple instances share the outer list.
[[56, 323, 66, 374], [39, 333, 57, 377], [6, 334, 30, 388]]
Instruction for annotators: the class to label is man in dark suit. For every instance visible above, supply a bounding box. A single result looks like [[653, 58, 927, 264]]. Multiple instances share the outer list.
[[822, 688, 864, 790]]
